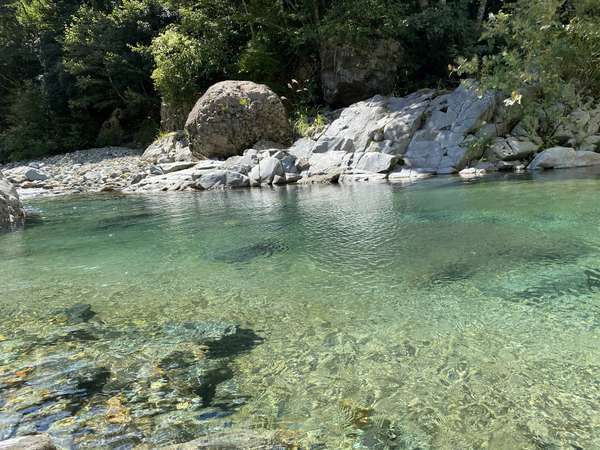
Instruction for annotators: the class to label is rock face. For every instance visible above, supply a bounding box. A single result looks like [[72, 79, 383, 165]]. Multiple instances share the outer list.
[[404, 81, 497, 173], [313, 90, 435, 156], [321, 39, 402, 107], [184, 81, 291, 159], [528, 147, 600, 170], [0, 172, 24, 228], [142, 132, 193, 164]]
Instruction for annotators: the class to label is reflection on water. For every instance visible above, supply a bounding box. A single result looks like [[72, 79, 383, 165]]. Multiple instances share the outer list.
[[1, 169, 600, 449]]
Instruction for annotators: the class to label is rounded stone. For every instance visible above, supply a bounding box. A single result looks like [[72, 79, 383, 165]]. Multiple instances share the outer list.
[[184, 81, 291, 159]]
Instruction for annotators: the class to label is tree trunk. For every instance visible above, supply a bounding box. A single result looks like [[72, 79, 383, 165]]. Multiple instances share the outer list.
[[418, 0, 429, 9]]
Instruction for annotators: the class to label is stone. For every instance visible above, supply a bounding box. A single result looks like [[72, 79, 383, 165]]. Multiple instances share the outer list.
[[313, 90, 435, 156], [388, 167, 434, 182], [156, 162, 197, 174], [0, 434, 56, 450], [404, 80, 497, 173], [221, 153, 258, 175], [487, 138, 539, 161], [339, 172, 388, 183], [528, 147, 600, 170], [321, 39, 402, 107], [142, 132, 192, 164], [353, 152, 399, 173], [185, 81, 291, 158], [459, 167, 487, 178], [196, 170, 249, 190], [307, 151, 347, 176], [248, 157, 285, 185], [5, 166, 48, 183], [0, 172, 25, 228]]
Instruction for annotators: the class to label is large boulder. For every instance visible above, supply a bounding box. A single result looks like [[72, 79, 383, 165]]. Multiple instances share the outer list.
[[321, 39, 402, 107], [184, 81, 291, 159], [528, 147, 600, 170], [0, 171, 25, 228], [404, 80, 497, 173]]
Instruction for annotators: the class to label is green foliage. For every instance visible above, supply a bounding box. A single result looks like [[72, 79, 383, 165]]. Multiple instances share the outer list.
[[292, 107, 328, 138], [1, 0, 598, 161], [460, 0, 600, 102]]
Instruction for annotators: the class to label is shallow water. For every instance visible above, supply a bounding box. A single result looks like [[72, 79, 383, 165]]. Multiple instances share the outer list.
[[1, 169, 599, 449]]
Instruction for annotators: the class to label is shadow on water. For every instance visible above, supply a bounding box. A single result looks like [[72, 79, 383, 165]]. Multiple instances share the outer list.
[[94, 211, 156, 232], [208, 240, 289, 264]]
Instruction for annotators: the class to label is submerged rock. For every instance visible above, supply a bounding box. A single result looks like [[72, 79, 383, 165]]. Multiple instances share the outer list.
[[0, 434, 56, 450], [209, 241, 288, 264]]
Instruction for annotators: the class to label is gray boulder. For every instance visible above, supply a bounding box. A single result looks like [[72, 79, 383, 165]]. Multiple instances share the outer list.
[[0, 172, 24, 228], [6, 166, 49, 183], [321, 39, 402, 107], [196, 170, 249, 190], [185, 81, 291, 158], [222, 152, 259, 174], [487, 138, 539, 161], [353, 152, 399, 173], [404, 80, 497, 173], [528, 147, 600, 170], [248, 157, 285, 185], [142, 131, 193, 164]]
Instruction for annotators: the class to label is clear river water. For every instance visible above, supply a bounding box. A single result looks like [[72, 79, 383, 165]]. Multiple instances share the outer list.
[[1, 169, 599, 449]]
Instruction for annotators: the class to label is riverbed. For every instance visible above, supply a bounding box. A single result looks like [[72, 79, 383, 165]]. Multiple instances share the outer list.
[[1, 169, 599, 449]]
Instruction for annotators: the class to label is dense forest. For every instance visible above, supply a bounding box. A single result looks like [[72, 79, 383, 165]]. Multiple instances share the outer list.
[[0, 0, 598, 162]]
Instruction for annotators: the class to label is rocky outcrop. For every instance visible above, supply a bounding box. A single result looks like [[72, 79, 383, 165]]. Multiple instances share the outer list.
[[142, 131, 193, 164], [184, 81, 291, 159], [527, 147, 600, 170], [404, 81, 497, 173], [313, 90, 435, 156], [321, 39, 402, 107], [0, 172, 24, 228]]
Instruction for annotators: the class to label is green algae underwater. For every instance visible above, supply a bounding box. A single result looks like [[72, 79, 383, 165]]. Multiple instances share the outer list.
[[1, 169, 599, 449]]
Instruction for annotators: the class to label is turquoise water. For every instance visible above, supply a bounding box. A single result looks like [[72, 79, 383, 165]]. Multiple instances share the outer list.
[[1, 170, 599, 449]]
